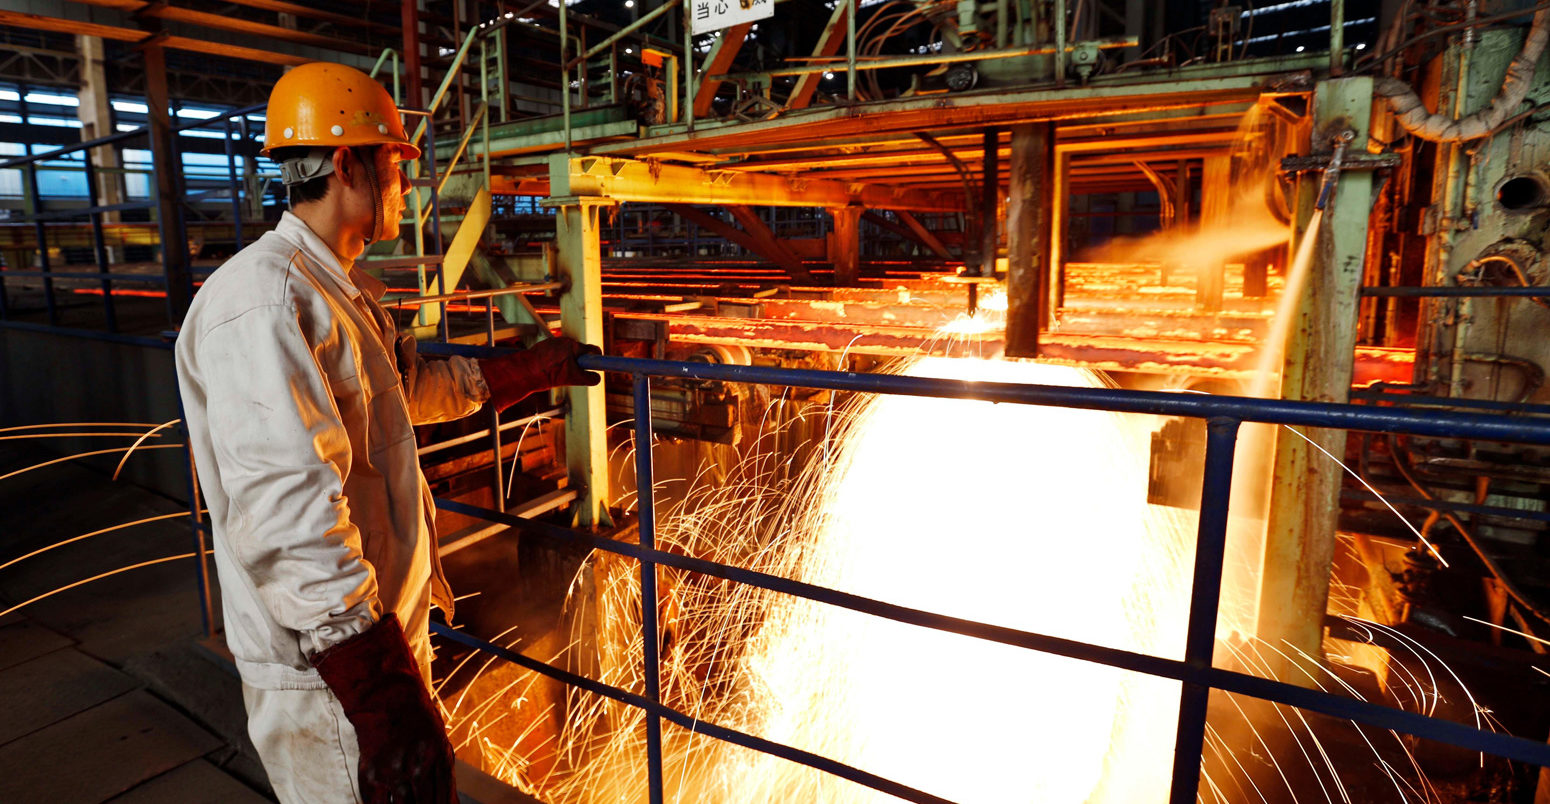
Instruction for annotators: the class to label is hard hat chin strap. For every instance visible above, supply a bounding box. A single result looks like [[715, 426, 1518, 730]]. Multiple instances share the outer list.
[[280, 147, 385, 245], [357, 147, 385, 247]]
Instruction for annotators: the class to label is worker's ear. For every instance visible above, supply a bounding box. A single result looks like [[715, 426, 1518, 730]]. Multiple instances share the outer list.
[[331, 146, 358, 190]]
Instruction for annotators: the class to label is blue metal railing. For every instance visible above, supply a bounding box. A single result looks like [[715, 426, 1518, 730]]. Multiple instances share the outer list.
[[427, 352, 1550, 804]]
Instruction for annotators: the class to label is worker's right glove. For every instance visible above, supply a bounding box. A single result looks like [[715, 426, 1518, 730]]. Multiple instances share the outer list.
[[310, 613, 458, 804], [478, 336, 602, 413]]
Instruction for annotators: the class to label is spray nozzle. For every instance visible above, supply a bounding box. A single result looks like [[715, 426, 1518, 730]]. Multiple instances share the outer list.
[[1314, 129, 1356, 211]]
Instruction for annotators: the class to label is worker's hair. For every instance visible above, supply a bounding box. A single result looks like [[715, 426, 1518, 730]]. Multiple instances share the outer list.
[[270, 146, 334, 206]]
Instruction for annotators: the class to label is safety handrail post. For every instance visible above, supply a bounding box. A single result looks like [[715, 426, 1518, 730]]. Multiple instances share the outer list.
[[177, 412, 216, 640], [633, 372, 667, 804], [1167, 417, 1241, 804], [81, 152, 117, 333]]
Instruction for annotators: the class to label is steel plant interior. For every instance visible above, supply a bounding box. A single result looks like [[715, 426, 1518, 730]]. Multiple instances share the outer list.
[[7, 0, 1550, 802]]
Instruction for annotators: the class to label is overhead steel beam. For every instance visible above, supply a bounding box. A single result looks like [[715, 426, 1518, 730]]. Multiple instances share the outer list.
[[722, 145, 1003, 172], [779, 155, 1219, 183], [61, 0, 370, 54], [714, 121, 1242, 172], [600, 70, 1287, 157], [553, 155, 965, 212], [693, 105, 1253, 162], [221, 0, 398, 35], [0, 9, 311, 66]]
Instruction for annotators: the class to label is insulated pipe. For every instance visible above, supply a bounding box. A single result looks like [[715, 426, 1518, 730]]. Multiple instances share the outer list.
[[1375, 9, 1550, 141]]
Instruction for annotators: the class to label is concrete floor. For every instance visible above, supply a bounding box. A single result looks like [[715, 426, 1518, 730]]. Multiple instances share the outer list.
[[0, 442, 538, 804], [0, 442, 271, 802]]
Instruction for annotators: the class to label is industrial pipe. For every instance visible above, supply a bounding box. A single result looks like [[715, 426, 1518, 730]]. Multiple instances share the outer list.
[[1374, 9, 1550, 141]]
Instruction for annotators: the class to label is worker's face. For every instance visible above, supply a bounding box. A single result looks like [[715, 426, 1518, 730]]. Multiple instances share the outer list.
[[373, 146, 412, 243], [333, 145, 412, 252]]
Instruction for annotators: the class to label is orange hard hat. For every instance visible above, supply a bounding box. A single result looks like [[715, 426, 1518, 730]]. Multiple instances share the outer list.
[[262, 62, 420, 159]]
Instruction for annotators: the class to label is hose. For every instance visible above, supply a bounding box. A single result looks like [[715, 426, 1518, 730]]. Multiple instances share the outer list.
[[1389, 434, 1550, 625], [914, 131, 977, 256], [1374, 9, 1550, 142], [1462, 252, 1550, 311]]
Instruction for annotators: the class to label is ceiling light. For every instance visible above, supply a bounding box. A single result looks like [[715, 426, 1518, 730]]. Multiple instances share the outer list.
[[823, 71, 835, 80]]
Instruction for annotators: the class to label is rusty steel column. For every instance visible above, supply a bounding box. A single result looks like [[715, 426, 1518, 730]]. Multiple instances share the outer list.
[[978, 127, 1000, 276], [402, 0, 424, 109], [830, 205, 862, 285], [143, 41, 192, 322], [1004, 122, 1054, 358], [1255, 76, 1375, 680]]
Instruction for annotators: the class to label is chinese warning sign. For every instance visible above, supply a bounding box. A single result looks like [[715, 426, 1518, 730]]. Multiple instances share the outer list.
[[690, 0, 772, 36]]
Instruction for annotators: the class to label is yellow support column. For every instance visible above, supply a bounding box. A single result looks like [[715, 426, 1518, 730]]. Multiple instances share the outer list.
[[552, 188, 614, 528]]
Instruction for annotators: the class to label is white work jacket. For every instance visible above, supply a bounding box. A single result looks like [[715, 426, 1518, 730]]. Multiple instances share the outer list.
[[176, 212, 488, 690]]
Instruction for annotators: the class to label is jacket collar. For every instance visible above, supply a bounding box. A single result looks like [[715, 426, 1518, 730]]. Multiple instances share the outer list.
[[274, 211, 378, 300], [349, 264, 388, 301]]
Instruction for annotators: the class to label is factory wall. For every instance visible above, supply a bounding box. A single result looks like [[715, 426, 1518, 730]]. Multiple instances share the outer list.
[[0, 330, 188, 500]]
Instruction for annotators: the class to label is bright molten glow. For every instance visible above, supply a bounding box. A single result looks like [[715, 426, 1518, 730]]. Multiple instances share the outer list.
[[511, 356, 1210, 803], [728, 357, 1198, 802]]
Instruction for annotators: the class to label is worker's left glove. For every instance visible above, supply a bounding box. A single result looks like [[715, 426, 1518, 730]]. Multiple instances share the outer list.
[[478, 336, 602, 413], [310, 613, 458, 804]]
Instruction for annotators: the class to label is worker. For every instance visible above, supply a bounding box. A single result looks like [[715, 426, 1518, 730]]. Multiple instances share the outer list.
[[173, 62, 599, 804]]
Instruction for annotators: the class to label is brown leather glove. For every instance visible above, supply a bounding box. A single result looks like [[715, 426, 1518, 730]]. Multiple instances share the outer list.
[[478, 336, 602, 413], [311, 613, 457, 804]]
